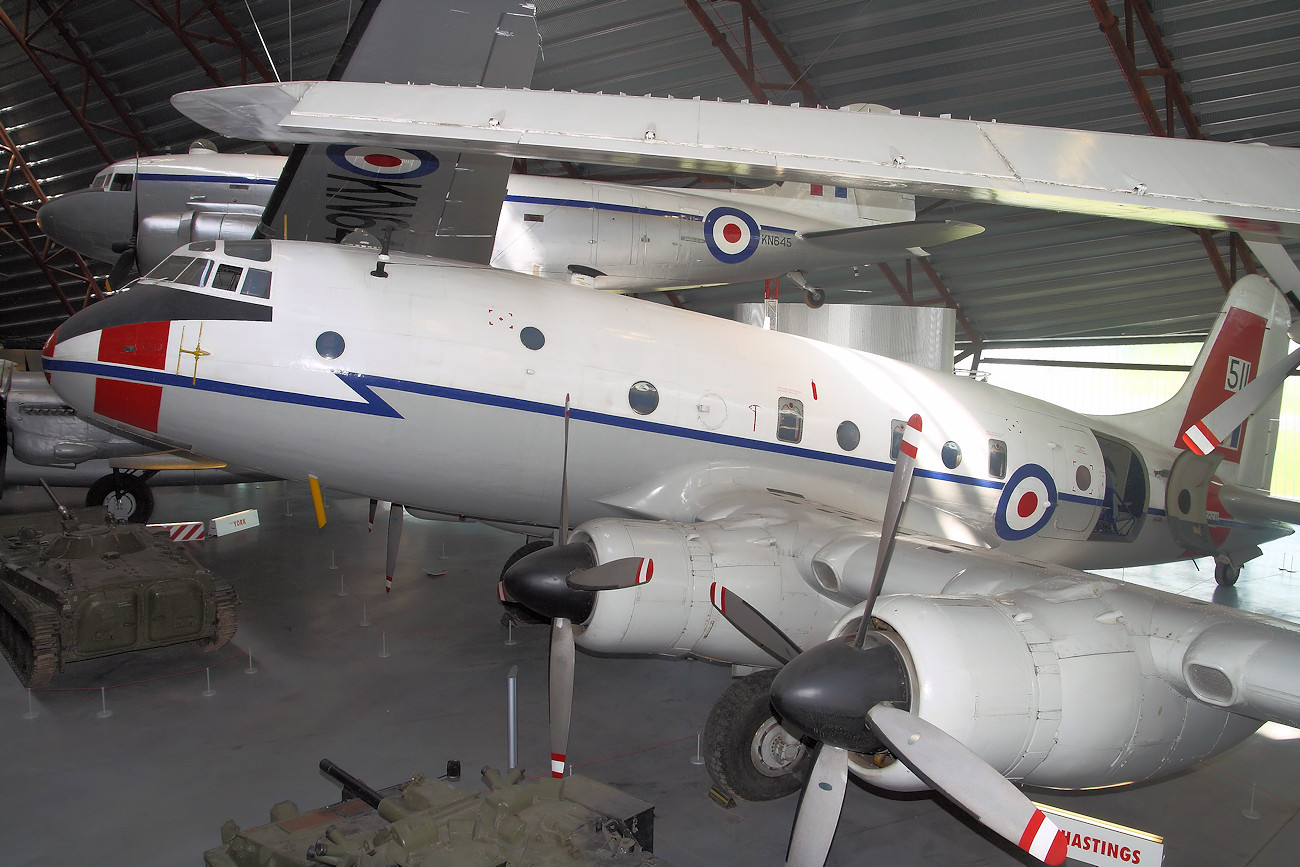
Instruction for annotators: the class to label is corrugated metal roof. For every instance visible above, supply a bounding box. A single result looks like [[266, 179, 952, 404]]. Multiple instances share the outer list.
[[1, 0, 1297, 350]]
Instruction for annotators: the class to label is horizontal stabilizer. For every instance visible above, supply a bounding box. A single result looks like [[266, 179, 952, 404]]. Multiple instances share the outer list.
[[1217, 485, 1300, 527], [800, 219, 983, 256], [110, 451, 228, 471]]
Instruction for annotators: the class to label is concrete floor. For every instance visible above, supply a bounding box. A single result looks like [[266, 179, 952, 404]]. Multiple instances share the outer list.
[[2, 479, 1298, 866]]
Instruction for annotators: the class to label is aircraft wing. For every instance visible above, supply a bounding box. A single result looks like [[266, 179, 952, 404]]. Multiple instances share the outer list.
[[800, 219, 984, 256], [254, 0, 538, 263], [109, 450, 228, 471], [175, 81, 1300, 242], [1217, 485, 1300, 527]]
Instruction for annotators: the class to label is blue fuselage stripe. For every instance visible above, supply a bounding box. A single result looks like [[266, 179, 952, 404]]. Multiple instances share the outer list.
[[502, 194, 798, 235], [137, 173, 279, 186]]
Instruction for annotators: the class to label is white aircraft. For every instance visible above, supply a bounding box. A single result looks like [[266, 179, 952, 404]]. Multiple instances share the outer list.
[[36, 140, 980, 307], [39, 236, 1300, 864]]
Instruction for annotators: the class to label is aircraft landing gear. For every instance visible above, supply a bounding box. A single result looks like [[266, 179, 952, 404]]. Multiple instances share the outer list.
[[803, 285, 826, 309], [704, 668, 810, 801], [1215, 559, 1241, 587], [85, 471, 155, 523]]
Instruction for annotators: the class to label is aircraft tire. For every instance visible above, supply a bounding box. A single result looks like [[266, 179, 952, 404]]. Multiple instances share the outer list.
[[704, 668, 810, 801], [1215, 561, 1240, 587], [803, 285, 826, 309], [86, 474, 154, 524]]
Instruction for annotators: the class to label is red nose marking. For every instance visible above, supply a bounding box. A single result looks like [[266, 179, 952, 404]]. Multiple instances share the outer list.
[[723, 223, 743, 244], [1017, 491, 1039, 519], [364, 153, 403, 168], [94, 378, 162, 432]]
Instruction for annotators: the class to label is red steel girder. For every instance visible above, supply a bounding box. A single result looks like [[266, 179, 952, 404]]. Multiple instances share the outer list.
[[683, 0, 820, 106], [1089, 0, 1254, 291], [0, 2, 156, 162], [0, 120, 103, 318]]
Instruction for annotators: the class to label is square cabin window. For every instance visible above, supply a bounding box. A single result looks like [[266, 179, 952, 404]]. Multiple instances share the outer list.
[[211, 264, 242, 291], [776, 398, 804, 444], [240, 268, 272, 299]]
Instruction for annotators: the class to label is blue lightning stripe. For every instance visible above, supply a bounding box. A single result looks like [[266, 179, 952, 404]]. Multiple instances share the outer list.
[[50, 358, 1135, 509], [503, 194, 798, 235], [137, 173, 278, 186]]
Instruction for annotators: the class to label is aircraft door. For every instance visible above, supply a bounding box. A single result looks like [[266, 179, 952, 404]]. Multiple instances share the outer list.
[[594, 186, 636, 268], [1049, 425, 1103, 535]]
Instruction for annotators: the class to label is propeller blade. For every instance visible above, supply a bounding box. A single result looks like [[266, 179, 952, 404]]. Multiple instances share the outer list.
[[385, 503, 403, 593], [549, 616, 575, 778], [866, 704, 1066, 866], [1181, 346, 1300, 455], [710, 582, 803, 666], [786, 744, 848, 867], [559, 394, 571, 546], [567, 556, 652, 591], [368, 498, 378, 533], [105, 245, 136, 291], [856, 413, 922, 644]]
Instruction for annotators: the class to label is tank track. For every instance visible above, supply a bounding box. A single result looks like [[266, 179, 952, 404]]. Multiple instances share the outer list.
[[0, 581, 60, 688], [199, 576, 239, 652]]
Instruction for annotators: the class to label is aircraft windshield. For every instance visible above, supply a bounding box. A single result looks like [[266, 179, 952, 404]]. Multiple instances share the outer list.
[[140, 251, 271, 299]]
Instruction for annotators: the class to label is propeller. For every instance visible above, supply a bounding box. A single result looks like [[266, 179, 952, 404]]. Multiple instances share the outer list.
[[545, 394, 579, 777], [708, 413, 1067, 867], [1181, 346, 1300, 455], [106, 155, 140, 290]]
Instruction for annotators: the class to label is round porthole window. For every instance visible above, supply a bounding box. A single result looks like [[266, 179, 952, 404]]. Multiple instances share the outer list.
[[941, 441, 962, 469], [1076, 465, 1092, 491], [836, 420, 860, 451], [520, 326, 545, 350], [316, 331, 345, 359], [629, 381, 659, 415]]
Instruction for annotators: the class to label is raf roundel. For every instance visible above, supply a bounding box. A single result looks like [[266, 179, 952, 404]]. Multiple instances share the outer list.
[[326, 144, 440, 180], [995, 464, 1057, 541], [703, 206, 761, 263]]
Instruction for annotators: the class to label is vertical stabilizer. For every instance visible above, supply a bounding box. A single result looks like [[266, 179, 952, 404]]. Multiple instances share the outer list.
[[1101, 275, 1293, 490]]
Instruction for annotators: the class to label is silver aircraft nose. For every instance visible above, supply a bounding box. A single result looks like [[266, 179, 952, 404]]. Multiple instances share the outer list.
[[37, 189, 135, 264]]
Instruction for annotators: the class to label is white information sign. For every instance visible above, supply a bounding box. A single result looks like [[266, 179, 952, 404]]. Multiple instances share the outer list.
[[1035, 803, 1163, 866], [209, 509, 260, 536]]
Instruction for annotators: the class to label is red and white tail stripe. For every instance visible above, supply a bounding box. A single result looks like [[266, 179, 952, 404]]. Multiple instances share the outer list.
[[1018, 809, 1067, 865], [149, 521, 206, 542], [1181, 420, 1218, 456]]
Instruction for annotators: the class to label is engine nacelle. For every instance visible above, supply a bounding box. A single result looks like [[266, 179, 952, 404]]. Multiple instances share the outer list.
[[138, 209, 261, 273], [573, 516, 848, 667], [845, 580, 1263, 793]]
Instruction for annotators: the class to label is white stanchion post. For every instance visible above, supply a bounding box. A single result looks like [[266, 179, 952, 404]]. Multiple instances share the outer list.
[[690, 732, 705, 765], [507, 665, 519, 771], [23, 688, 37, 720], [505, 621, 516, 647], [203, 668, 216, 697], [379, 632, 391, 659], [245, 647, 257, 674], [360, 600, 371, 627], [338, 571, 348, 597], [97, 686, 112, 719]]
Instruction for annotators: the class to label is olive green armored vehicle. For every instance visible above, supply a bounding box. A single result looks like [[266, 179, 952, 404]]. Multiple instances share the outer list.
[[206, 759, 665, 867], [0, 485, 237, 687]]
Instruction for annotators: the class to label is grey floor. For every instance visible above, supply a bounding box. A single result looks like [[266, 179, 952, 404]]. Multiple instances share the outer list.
[[2, 480, 1298, 866]]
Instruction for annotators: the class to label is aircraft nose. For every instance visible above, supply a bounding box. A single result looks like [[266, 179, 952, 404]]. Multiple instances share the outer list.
[[37, 189, 135, 264]]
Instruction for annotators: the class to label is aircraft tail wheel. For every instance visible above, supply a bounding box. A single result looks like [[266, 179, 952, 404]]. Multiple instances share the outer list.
[[86, 474, 155, 523], [1214, 560, 1240, 587], [704, 668, 810, 801], [803, 285, 826, 309]]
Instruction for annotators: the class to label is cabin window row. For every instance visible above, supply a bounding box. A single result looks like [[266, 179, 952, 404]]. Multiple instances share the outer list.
[[144, 254, 272, 299]]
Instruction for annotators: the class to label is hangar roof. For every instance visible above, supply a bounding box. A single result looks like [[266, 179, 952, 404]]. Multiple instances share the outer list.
[[1, 0, 1297, 353]]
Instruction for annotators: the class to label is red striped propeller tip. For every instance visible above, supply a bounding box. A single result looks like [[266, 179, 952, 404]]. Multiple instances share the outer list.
[[710, 582, 725, 612], [1019, 810, 1067, 865]]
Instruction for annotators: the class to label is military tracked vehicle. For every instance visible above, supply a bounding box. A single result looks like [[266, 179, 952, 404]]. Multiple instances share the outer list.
[[0, 483, 237, 687], [205, 759, 665, 867]]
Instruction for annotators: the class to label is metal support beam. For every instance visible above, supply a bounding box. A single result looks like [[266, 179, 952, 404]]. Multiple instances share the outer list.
[[0, 120, 102, 329], [682, 0, 820, 106], [1089, 0, 1253, 291], [876, 259, 982, 352], [134, 0, 277, 88]]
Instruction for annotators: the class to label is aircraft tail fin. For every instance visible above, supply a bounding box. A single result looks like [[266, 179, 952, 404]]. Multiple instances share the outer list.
[[1101, 275, 1293, 491]]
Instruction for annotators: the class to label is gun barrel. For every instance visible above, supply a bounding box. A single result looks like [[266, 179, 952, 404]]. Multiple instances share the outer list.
[[318, 758, 384, 809], [38, 479, 74, 522]]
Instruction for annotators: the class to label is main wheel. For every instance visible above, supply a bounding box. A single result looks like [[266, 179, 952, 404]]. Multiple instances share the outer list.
[[1215, 560, 1240, 587], [803, 285, 826, 309], [704, 668, 811, 801], [86, 474, 154, 523]]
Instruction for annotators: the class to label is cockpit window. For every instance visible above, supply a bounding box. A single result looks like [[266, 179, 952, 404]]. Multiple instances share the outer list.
[[175, 258, 213, 287], [212, 263, 242, 291], [146, 255, 194, 282], [225, 240, 272, 262], [240, 268, 272, 299], [109, 173, 134, 192], [91, 170, 109, 190]]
